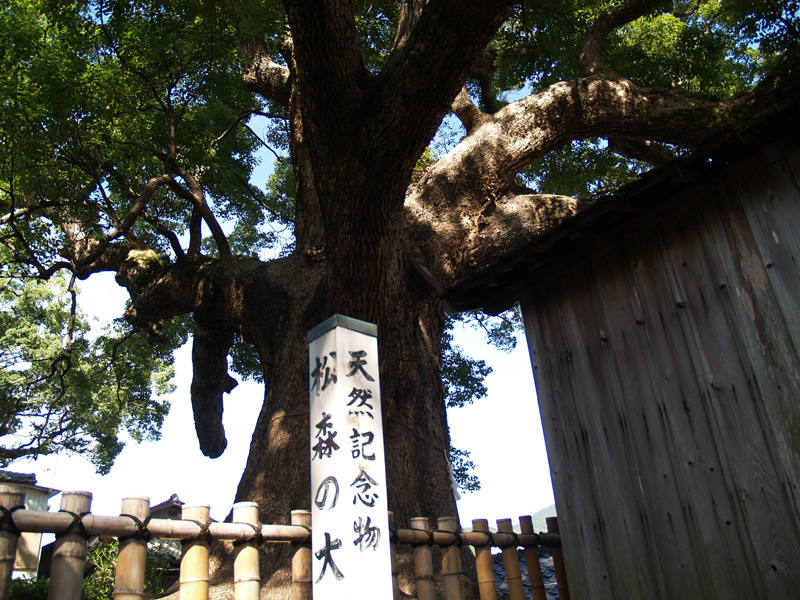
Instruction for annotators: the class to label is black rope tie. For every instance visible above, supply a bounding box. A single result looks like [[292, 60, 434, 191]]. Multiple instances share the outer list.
[[0, 505, 24, 536], [118, 514, 152, 543], [185, 519, 214, 543], [475, 531, 495, 548], [233, 522, 263, 547], [433, 529, 463, 547], [497, 531, 521, 549], [57, 510, 91, 539], [408, 526, 432, 547]]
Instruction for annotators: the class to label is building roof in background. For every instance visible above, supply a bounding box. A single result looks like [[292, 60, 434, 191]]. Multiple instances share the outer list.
[[151, 493, 184, 514], [0, 470, 37, 484], [0, 469, 60, 498], [493, 548, 560, 599]]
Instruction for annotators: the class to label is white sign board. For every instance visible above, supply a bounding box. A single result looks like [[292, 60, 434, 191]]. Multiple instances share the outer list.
[[308, 315, 392, 600]]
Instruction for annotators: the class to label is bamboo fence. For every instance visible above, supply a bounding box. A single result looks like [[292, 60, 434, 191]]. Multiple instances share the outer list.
[[0, 486, 566, 600]]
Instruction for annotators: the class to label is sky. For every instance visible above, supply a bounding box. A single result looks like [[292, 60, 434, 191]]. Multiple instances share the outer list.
[[10, 273, 555, 529]]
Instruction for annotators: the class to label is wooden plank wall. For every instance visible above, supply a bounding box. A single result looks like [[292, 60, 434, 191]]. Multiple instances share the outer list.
[[521, 147, 800, 599]]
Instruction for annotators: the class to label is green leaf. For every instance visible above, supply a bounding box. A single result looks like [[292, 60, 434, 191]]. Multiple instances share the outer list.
[[0, 274, 186, 473]]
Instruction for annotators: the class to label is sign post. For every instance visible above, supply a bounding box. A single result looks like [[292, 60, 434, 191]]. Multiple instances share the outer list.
[[308, 314, 393, 600]]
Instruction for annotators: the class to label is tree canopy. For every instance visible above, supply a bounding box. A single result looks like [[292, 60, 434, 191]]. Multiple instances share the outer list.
[[1, 0, 798, 570]]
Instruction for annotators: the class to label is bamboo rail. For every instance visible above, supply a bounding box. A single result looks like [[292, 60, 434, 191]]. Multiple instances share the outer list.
[[498, 518, 525, 600], [473, 519, 498, 600], [410, 517, 436, 600], [3, 508, 561, 546], [547, 516, 570, 600], [233, 502, 260, 600], [180, 505, 211, 600], [48, 491, 92, 600], [0, 492, 567, 599], [290, 510, 311, 600], [439, 516, 465, 600], [520, 515, 547, 600], [397, 528, 560, 547], [6, 510, 311, 541], [114, 497, 149, 600], [0, 485, 24, 600]]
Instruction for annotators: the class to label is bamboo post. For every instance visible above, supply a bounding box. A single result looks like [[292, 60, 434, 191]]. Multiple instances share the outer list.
[[180, 505, 211, 600], [438, 516, 465, 600], [497, 518, 524, 600], [48, 491, 92, 600], [0, 485, 25, 600], [410, 517, 435, 600], [472, 519, 497, 600], [114, 497, 150, 600], [233, 502, 260, 600], [290, 510, 311, 600], [388, 512, 400, 600], [519, 516, 546, 600], [546, 517, 570, 600]]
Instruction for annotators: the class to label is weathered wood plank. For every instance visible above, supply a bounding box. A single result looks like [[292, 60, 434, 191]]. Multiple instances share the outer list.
[[615, 222, 740, 599], [520, 149, 800, 599], [655, 197, 771, 598], [693, 173, 800, 595], [559, 256, 658, 599], [523, 274, 614, 600]]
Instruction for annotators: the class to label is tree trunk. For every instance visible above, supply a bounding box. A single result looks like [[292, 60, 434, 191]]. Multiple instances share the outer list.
[[199, 248, 462, 596]]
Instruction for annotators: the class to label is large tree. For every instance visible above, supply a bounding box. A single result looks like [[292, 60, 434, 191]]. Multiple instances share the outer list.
[[2, 0, 798, 595]]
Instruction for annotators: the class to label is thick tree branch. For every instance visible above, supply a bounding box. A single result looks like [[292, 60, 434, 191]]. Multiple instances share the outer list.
[[167, 168, 233, 260], [608, 136, 677, 166], [440, 73, 794, 191], [0, 446, 41, 461], [141, 210, 186, 260], [371, 0, 515, 176], [243, 49, 291, 106], [69, 243, 131, 279], [451, 86, 488, 132], [471, 48, 501, 113], [579, 0, 666, 76], [464, 190, 592, 270], [406, 50, 800, 282], [116, 252, 320, 459], [119, 256, 206, 326], [59, 173, 171, 275], [0, 201, 63, 225], [393, 0, 428, 50], [405, 182, 587, 285]]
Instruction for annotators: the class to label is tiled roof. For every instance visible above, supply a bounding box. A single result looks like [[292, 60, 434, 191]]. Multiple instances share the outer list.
[[493, 548, 560, 600], [148, 537, 182, 562], [0, 470, 37, 484], [151, 493, 183, 513]]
